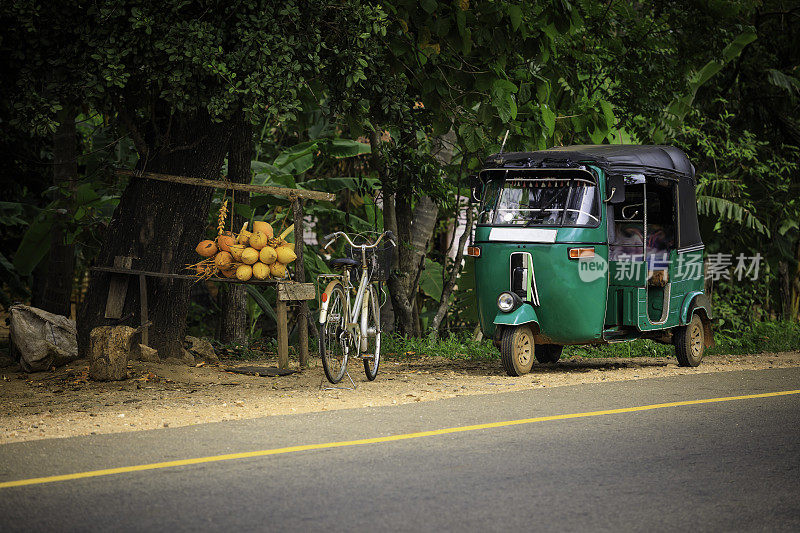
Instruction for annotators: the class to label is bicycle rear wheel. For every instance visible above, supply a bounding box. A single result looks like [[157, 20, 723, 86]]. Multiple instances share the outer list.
[[320, 284, 348, 383], [362, 284, 381, 380]]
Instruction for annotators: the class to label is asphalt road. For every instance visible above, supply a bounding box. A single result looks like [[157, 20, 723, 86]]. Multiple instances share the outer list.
[[1, 367, 799, 532]]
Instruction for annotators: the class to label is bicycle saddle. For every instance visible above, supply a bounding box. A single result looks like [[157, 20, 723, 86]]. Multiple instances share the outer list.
[[328, 257, 360, 269]]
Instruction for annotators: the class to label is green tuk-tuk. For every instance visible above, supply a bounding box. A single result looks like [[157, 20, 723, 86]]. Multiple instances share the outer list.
[[469, 145, 714, 376]]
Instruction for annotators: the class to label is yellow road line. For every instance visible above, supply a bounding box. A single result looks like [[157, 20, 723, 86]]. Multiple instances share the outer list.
[[2, 389, 799, 490]]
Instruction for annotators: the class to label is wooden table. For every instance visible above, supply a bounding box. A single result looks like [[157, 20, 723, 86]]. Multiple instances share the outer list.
[[92, 265, 315, 369]]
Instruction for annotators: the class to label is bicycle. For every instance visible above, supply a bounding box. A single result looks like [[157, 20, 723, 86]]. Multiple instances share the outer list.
[[317, 230, 395, 384]]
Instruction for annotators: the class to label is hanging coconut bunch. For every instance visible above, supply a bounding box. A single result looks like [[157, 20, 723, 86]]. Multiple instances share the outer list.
[[227, 221, 297, 281], [187, 201, 298, 282]]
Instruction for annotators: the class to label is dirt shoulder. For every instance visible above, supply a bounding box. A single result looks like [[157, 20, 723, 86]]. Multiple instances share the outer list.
[[2, 351, 799, 444]]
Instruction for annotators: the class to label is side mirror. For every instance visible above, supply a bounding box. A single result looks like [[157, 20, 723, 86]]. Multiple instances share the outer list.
[[605, 174, 626, 204], [469, 174, 483, 202]]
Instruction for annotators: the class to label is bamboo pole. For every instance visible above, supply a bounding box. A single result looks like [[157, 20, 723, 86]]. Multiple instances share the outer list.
[[117, 169, 336, 202]]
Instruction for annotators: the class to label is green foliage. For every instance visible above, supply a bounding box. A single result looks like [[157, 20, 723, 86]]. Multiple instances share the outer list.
[[384, 321, 800, 362], [418, 257, 444, 302], [678, 108, 799, 266], [383, 331, 498, 361], [709, 321, 800, 356], [4, 1, 387, 138]]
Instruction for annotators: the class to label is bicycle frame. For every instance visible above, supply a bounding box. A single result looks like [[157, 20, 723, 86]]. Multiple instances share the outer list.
[[318, 246, 373, 355]]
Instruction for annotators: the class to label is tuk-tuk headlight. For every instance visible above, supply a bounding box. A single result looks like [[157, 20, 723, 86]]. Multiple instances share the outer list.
[[497, 291, 521, 312]]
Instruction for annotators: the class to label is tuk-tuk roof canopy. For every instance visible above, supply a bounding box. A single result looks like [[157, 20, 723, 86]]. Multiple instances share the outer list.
[[483, 144, 704, 250], [484, 145, 695, 184]]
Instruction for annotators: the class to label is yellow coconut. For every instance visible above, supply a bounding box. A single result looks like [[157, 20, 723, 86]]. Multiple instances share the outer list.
[[269, 262, 287, 278], [214, 251, 233, 269], [276, 245, 297, 264], [249, 231, 268, 250], [217, 233, 236, 253], [283, 242, 296, 251], [237, 230, 252, 245], [221, 266, 238, 279], [259, 246, 277, 265], [196, 240, 217, 257], [241, 247, 259, 265], [229, 244, 246, 262], [236, 264, 253, 281], [252, 220, 274, 238], [252, 262, 269, 280]]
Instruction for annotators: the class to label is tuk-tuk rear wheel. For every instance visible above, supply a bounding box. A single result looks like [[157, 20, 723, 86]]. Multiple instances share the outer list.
[[675, 314, 704, 367], [500, 325, 535, 376]]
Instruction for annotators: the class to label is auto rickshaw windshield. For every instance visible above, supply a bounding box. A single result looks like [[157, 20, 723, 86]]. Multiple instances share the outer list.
[[479, 177, 600, 227]]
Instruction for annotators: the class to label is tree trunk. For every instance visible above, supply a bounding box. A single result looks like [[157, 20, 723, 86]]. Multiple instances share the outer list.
[[379, 193, 397, 333], [370, 130, 398, 333], [218, 113, 252, 345], [32, 107, 77, 317], [779, 261, 791, 321], [791, 238, 800, 322], [77, 112, 233, 359], [429, 201, 474, 339], [389, 193, 439, 336], [369, 128, 440, 337]]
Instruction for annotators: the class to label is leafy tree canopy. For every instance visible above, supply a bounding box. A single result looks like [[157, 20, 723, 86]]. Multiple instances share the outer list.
[[3, 1, 385, 154]]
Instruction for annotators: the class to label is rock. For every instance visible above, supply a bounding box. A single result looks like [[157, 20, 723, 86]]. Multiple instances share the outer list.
[[181, 349, 196, 366], [162, 357, 186, 366], [88, 326, 137, 381], [132, 344, 159, 363], [184, 336, 219, 364], [9, 304, 78, 372]]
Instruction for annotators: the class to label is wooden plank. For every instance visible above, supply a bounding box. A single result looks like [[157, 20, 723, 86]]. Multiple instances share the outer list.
[[117, 169, 336, 202], [292, 198, 309, 368], [276, 282, 315, 301], [104, 256, 133, 319], [91, 266, 278, 285], [276, 300, 289, 370], [138, 274, 149, 346]]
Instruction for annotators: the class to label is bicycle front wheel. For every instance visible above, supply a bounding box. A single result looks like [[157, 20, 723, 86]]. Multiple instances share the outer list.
[[320, 284, 348, 383], [363, 284, 381, 381]]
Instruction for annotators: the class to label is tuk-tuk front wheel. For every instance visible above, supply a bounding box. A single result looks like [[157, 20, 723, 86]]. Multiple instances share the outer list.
[[675, 314, 704, 367], [500, 325, 535, 376]]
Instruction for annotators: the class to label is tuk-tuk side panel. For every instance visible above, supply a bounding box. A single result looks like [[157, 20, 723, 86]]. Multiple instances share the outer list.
[[672, 249, 706, 324], [608, 261, 648, 286], [635, 250, 705, 331], [604, 287, 639, 327], [604, 289, 621, 325]]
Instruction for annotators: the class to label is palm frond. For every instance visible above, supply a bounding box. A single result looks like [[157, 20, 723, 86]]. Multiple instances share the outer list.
[[697, 195, 770, 237]]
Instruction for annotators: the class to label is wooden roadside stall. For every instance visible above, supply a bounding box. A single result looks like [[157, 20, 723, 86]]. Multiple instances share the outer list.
[[94, 169, 336, 369]]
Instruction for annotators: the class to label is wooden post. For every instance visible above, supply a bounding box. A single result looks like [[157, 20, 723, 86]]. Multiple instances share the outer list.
[[104, 256, 133, 319], [292, 197, 309, 368], [277, 300, 289, 369], [138, 274, 149, 346]]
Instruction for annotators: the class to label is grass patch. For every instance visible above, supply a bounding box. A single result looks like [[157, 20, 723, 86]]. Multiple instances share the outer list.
[[709, 321, 800, 356], [381, 321, 800, 362], [565, 340, 674, 359], [382, 332, 499, 361]]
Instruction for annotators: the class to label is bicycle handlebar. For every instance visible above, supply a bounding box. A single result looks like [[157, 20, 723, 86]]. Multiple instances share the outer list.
[[322, 230, 395, 250]]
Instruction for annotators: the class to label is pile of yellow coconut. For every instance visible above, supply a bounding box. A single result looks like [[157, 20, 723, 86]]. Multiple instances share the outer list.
[[193, 221, 297, 281]]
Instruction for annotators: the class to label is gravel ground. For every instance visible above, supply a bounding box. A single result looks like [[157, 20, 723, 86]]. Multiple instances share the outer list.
[[2, 351, 799, 443]]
